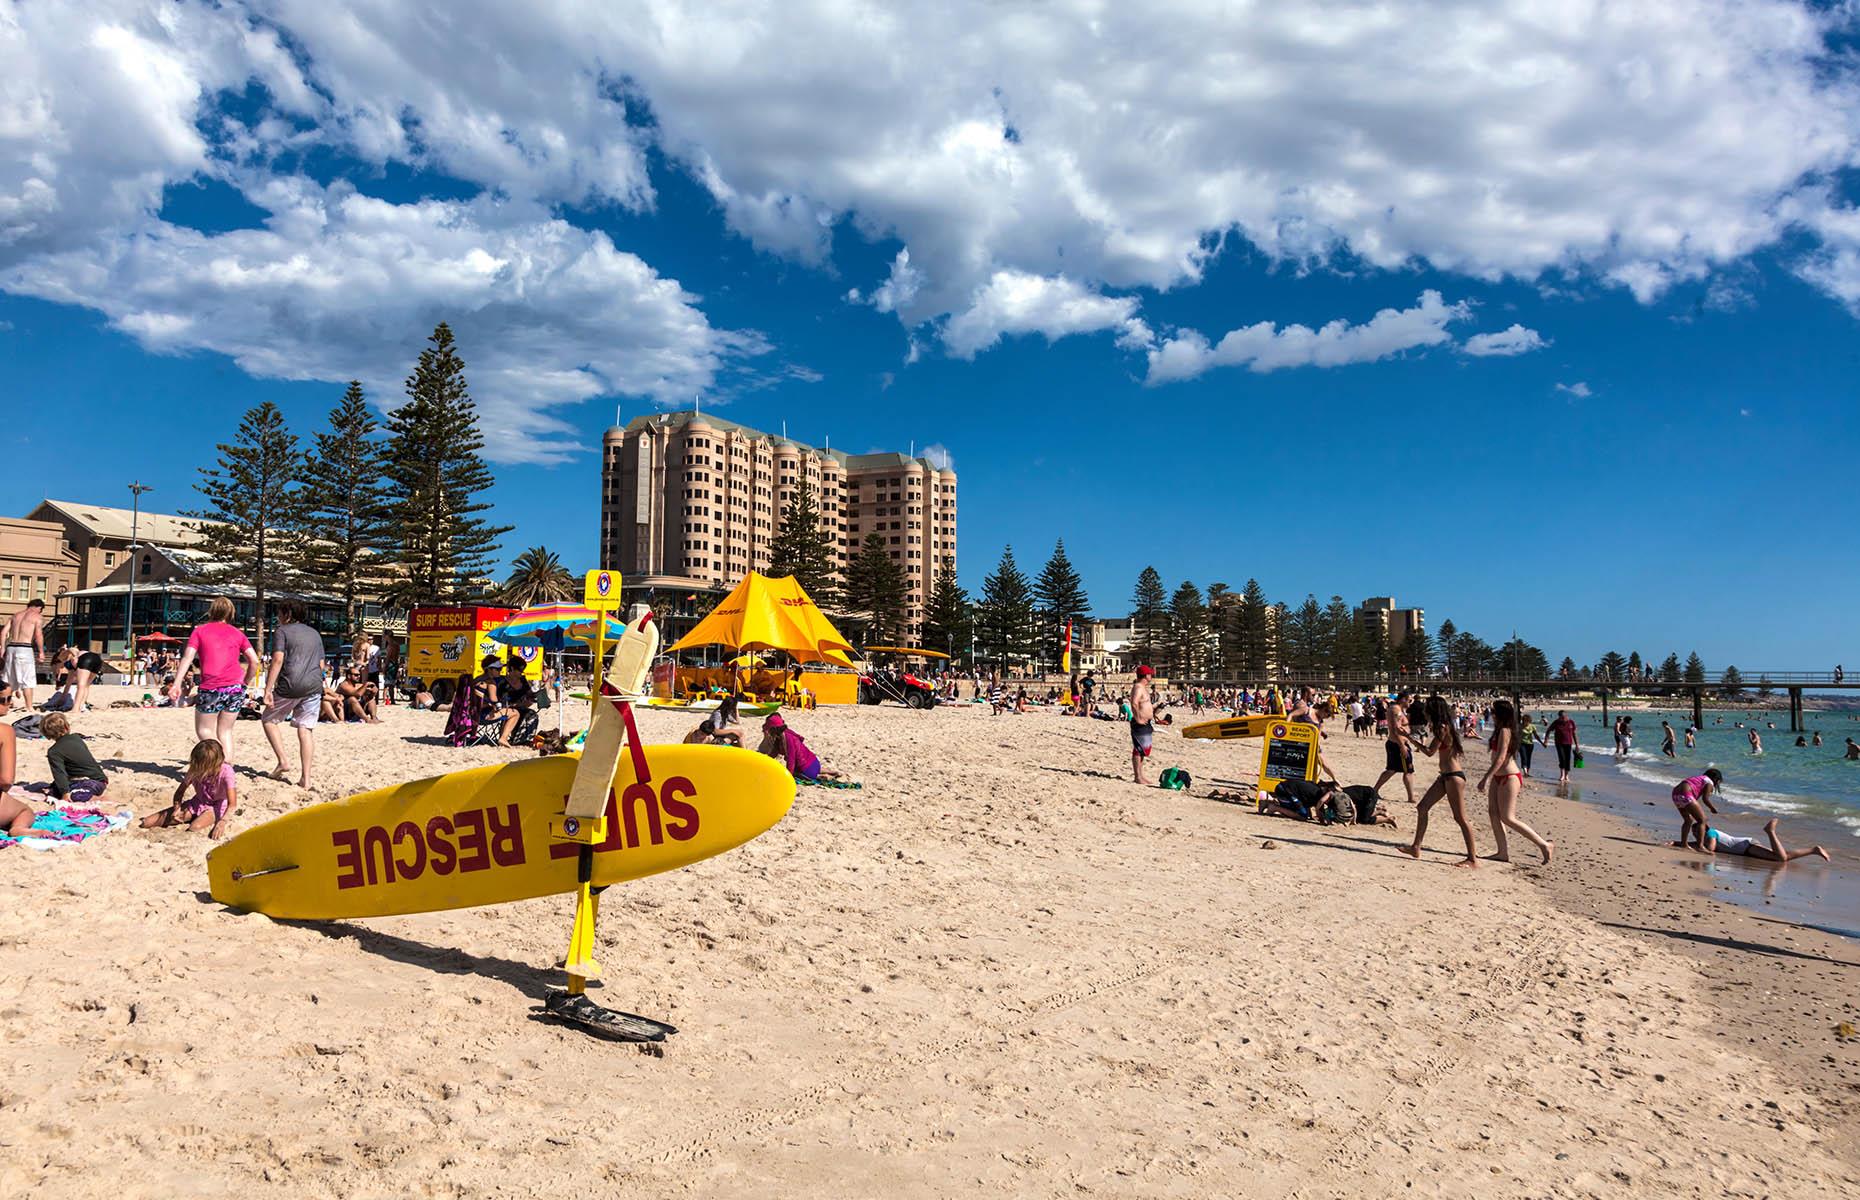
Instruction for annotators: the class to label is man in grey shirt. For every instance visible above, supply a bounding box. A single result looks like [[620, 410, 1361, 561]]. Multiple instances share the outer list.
[[260, 599, 326, 790]]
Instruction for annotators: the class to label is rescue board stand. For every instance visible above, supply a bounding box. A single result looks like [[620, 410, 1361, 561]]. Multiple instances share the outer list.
[[542, 691, 677, 1045]]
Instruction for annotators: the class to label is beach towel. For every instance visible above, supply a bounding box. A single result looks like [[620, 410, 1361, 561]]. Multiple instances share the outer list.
[[797, 777, 862, 789], [0, 803, 132, 849]]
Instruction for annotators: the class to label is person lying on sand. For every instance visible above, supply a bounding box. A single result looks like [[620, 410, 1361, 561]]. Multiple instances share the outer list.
[[1703, 817, 1830, 864], [1260, 778, 1347, 824]]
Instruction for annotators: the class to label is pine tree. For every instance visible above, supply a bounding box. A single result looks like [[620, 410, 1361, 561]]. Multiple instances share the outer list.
[[1398, 628, 1435, 678], [188, 400, 303, 655], [1683, 651, 1707, 684], [842, 531, 908, 644], [1322, 595, 1361, 677], [1598, 650, 1628, 682], [1234, 578, 1270, 680], [1660, 652, 1682, 684], [1168, 581, 1207, 676], [767, 474, 839, 606], [384, 323, 510, 604], [1285, 595, 1325, 675], [1434, 619, 1457, 676], [1721, 664, 1745, 691], [1131, 566, 1168, 668], [1033, 540, 1090, 669], [921, 557, 973, 663], [300, 381, 393, 638], [1558, 656, 1578, 680], [978, 546, 1036, 669]]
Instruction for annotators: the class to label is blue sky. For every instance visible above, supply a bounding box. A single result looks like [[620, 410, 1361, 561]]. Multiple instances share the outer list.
[[3, 1, 1859, 671]]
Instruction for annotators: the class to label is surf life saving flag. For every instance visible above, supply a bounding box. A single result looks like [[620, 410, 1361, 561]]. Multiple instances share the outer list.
[[1061, 619, 1072, 674]]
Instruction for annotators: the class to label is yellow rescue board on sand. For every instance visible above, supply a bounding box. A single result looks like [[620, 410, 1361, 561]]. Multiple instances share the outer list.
[[1180, 714, 1284, 741], [207, 745, 795, 921]]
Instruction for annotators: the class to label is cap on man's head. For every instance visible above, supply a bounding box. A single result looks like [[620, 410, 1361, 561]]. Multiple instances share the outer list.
[[1135, 665, 1156, 678]]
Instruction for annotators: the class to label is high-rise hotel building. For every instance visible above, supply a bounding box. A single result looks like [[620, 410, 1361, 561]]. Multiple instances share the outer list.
[[600, 412, 957, 636]]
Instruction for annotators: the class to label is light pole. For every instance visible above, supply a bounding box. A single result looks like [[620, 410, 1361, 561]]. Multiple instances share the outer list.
[[125, 482, 152, 655]]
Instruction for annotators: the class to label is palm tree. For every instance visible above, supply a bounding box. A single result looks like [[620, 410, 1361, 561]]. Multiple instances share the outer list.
[[499, 546, 577, 607]]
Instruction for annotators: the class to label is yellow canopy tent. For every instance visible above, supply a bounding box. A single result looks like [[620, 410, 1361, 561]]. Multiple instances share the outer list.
[[667, 571, 855, 665]]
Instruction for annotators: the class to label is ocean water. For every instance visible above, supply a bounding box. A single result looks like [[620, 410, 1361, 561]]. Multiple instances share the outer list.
[[1542, 706, 1860, 838]]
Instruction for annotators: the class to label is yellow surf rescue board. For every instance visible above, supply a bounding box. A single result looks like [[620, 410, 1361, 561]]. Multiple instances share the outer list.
[[1180, 713, 1284, 741], [207, 745, 794, 921]]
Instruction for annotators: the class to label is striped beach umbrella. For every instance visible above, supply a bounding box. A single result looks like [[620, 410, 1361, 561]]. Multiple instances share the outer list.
[[487, 604, 627, 650]]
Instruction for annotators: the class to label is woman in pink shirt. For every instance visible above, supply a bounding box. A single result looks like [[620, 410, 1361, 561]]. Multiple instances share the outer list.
[[167, 596, 261, 770]]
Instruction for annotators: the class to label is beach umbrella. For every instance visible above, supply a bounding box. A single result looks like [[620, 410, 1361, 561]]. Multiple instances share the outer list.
[[487, 604, 631, 729], [137, 631, 179, 642], [487, 604, 627, 649]]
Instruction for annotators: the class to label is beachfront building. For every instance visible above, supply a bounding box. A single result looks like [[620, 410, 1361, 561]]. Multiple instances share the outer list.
[[25, 498, 205, 593], [1355, 596, 1425, 651], [0, 516, 81, 624], [58, 577, 359, 659], [600, 411, 958, 641]]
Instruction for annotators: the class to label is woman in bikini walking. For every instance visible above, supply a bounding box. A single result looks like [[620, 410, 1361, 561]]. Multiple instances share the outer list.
[[1478, 699, 1553, 864], [1400, 695, 1480, 868]]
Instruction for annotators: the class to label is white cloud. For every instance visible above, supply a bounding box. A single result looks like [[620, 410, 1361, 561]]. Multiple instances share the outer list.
[[1784, 195, 1860, 310], [868, 249, 923, 314], [1146, 291, 1467, 384], [6, 0, 1860, 413], [1, 178, 755, 465], [1461, 324, 1547, 357], [942, 270, 1150, 359], [1555, 381, 1593, 398], [921, 442, 954, 471]]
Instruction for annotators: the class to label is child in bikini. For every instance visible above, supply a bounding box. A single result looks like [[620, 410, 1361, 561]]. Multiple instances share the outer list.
[[141, 738, 237, 839], [1669, 768, 1723, 851]]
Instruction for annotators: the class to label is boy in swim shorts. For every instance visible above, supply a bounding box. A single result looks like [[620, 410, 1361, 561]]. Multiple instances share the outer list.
[[1669, 768, 1723, 851]]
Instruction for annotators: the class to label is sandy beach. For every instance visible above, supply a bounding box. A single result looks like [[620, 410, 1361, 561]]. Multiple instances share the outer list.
[[3, 695, 1857, 1198]]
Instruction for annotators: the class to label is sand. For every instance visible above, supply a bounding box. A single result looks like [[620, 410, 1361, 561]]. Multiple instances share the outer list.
[[2, 693, 1857, 1198]]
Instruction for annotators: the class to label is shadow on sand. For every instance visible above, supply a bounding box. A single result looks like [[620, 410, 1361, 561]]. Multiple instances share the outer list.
[[1600, 922, 1860, 968]]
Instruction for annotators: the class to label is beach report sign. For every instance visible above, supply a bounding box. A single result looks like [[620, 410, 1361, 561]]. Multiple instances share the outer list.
[[1257, 721, 1320, 800], [584, 569, 621, 611]]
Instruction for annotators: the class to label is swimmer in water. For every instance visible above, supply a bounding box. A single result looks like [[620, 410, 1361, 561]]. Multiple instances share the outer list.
[[1684, 724, 1697, 750], [1660, 720, 1676, 758], [1794, 736, 1807, 748], [1704, 818, 1830, 864], [1812, 731, 1822, 747], [1846, 737, 1860, 760], [1748, 728, 1763, 755]]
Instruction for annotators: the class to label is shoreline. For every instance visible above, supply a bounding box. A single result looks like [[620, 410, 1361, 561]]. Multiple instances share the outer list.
[[1518, 776, 1860, 1152]]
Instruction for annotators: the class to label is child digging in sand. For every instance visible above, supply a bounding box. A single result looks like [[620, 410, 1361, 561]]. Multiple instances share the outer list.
[[12, 713, 110, 804], [141, 738, 237, 839]]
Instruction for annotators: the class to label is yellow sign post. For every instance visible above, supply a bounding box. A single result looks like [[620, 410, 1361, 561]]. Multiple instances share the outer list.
[[1256, 720, 1320, 807], [583, 569, 621, 611]]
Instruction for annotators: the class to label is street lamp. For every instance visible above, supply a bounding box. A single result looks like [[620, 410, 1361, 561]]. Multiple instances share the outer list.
[[125, 482, 151, 654]]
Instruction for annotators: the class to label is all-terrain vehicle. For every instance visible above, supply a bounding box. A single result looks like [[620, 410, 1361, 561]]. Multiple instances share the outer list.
[[856, 646, 946, 709]]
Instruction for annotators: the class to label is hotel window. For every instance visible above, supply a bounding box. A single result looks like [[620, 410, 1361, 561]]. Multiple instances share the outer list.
[[104, 552, 115, 566], [0, 576, 10, 600], [35, 577, 48, 600]]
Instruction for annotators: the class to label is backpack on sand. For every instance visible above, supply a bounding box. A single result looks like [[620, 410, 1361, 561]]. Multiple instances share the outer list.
[[1158, 766, 1191, 791]]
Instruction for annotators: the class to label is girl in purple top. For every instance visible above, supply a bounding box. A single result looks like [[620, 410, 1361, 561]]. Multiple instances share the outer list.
[[140, 738, 238, 839], [167, 597, 261, 772]]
